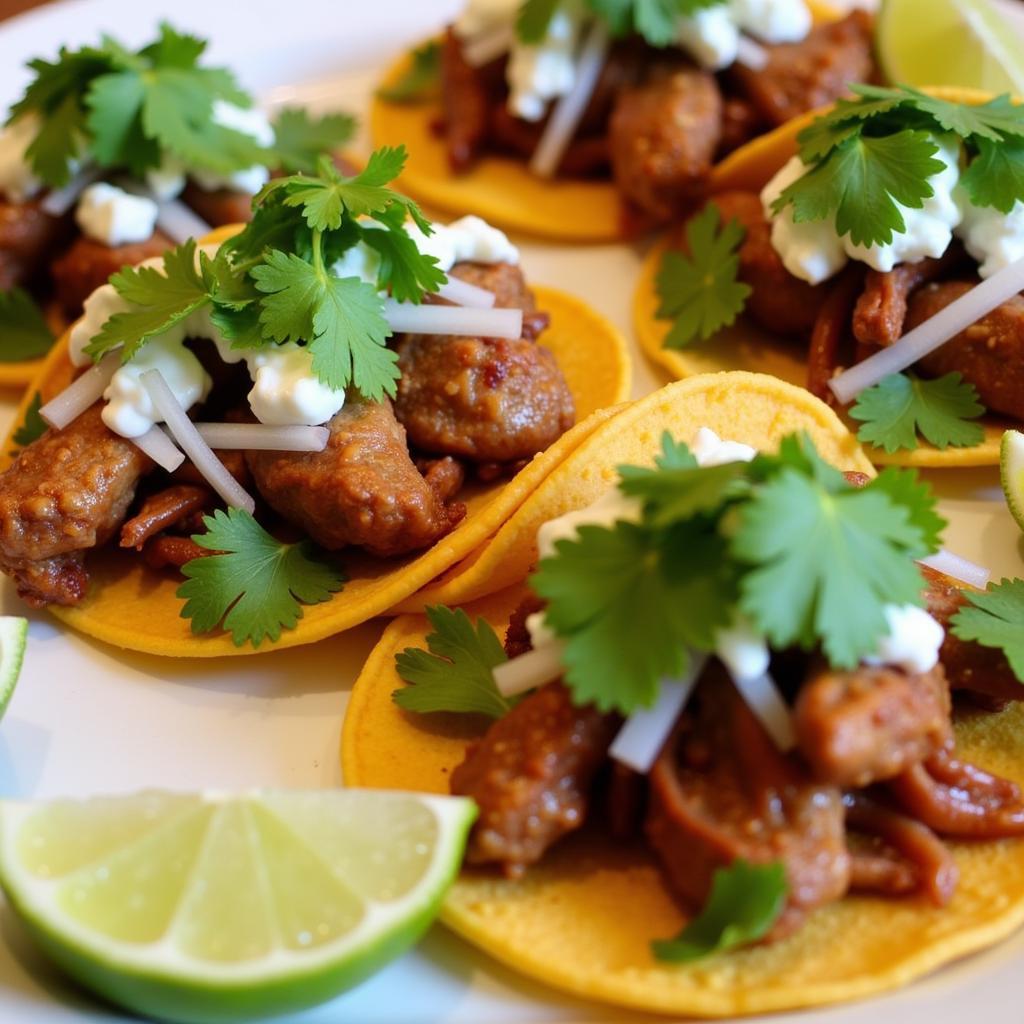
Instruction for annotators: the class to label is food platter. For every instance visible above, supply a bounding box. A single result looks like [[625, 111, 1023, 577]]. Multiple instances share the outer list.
[[1, 0, 1024, 1022]]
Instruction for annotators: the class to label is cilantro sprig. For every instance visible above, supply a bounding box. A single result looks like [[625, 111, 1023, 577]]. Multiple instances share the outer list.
[[517, 0, 724, 46], [378, 41, 441, 104], [772, 85, 1024, 248], [11, 392, 45, 449], [0, 288, 56, 362], [177, 507, 345, 648], [951, 579, 1024, 682], [850, 372, 986, 453], [655, 203, 750, 349]]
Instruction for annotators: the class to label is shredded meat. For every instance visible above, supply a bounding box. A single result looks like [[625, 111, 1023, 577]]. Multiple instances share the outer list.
[[504, 594, 545, 659], [0, 405, 150, 606], [418, 457, 466, 505], [247, 398, 464, 558], [451, 681, 619, 877], [441, 27, 496, 172], [143, 535, 208, 570], [0, 198, 69, 290], [806, 266, 864, 403], [795, 662, 951, 788], [119, 485, 211, 550], [718, 96, 764, 156]]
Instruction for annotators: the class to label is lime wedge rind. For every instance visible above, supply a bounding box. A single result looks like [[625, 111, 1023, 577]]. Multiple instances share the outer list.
[[0, 616, 27, 720], [1000, 429, 1024, 533]]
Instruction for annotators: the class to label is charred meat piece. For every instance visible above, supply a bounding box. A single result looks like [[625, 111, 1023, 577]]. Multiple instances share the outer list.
[[417, 456, 466, 505], [794, 662, 951, 787], [180, 182, 254, 227], [711, 192, 827, 337], [609, 65, 722, 221], [247, 398, 464, 559], [441, 27, 496, 172], [908, 281, 1024, 421], [806, 265, 863, 403], [504, 594, 545, 659], [119, 485, 211, 550], [718, 96, 764, 156], [490, 107, 611, 178], [51, 230, 174, 317], [451, 680, 619, 877], [143, 535, 209, 570], [0, 198, 70, 290], [646, 669, 849, 940], [731, 11, 874, 127], [0, 405, 150, 606], [394, 263, 575, 463]]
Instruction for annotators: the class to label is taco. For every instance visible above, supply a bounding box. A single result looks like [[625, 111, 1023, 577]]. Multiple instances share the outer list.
[[344, 372, 1024, 1016], [0, 22, 354, 387], [0, 152, 630, 657], [373, 1, 871, 241], [635, 85, 1024, 467]]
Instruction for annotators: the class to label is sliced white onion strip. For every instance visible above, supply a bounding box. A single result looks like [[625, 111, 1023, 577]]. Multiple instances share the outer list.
[[195, 423, 329, 452], [493, 641, 565, 698], [40, 166, 100, 217], [131, 425, 185, 473], [141, 369, 256, 514], [609, 656, 708, 774], [463, 24, 515, 67], [436, 276, 497, 309], [155, 198, 213, 245], [918, 549, 991, 590], [730, 671, 796, 752], [830, 256, 1024, 404], [735, 36, 769, 71], [383, 299, 522, 339], [39, 352, 121, 430], [529, 20, 609, 179]]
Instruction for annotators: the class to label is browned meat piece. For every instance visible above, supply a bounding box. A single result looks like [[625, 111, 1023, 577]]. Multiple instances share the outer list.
[[718, 97, 764, 157], [143, 535, 208, 570], [923, 565, 1023, 704], [843, 470, 871, 487], [710, 192, 827, 337], [889, 747, 1024, 838], [845, 794, 957, 906], [441, 27, 494, 173], [731, 11, 874, 127], [173, 449, 251, 490], [0, 198, 69, 290], [0, 405, 150, 605], [795, 662, 951, 788], [51, 230, 174, 317], [646, 670, 849, 940], [609, 66, 722, 221], [806, 266, 863, 403], [418, 456, 465, 505], [181, 182, 253, 226], [504, 594, 545, 659], [394, 262, 575, 462], [119, 485, 211, 550], [606, 761, 646, 840], [247, 398, 463, 558], [451, 681, 619, 877], [489, 107, 611, 178], [908, 281, 1024, 421]]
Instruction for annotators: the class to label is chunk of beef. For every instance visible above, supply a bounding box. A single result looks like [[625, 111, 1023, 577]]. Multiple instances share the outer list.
[[806, 265, 863, 402], [0, 198, 69, 290], [181, 182, 254, 227], [0, 405, 150, 605], [441, 27, 495, 172], [451, 681, 619, 877], [143, 535, 208, 570], [119, 485, 211, 550], [246, 398, 464, 558]]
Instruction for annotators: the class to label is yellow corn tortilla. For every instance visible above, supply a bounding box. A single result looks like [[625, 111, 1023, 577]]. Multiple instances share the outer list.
[[391, 371, 872, 612], [343, 585, 1024, 1017], [634, 87, 1010, 468], [0, 226, 632, 657], [372, 1, 844, 242]]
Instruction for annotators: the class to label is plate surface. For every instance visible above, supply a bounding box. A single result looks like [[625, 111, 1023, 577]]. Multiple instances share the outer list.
[[0, 1, 1022, 1022]]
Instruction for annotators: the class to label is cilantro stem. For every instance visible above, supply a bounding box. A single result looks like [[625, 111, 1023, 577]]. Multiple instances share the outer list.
[[311, 229, 326, 277]]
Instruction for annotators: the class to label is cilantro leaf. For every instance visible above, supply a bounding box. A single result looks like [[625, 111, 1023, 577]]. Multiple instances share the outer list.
[[363, 225, 446, 304], [960, 136, 1024, 214], [868, 466, 947, 556], [951, 579, 1024, 682], [178, 507, 345, 648], [906, 89, 1024, 143], [393, 607, 515, 718], [271, 108, 356, 174], [86, 71, 153, 173], [24, 94, 85, 187], [378, 40, 442, 103], [0, 288, 55, 361], [619, 460, 747, 529], [586, 0, 724, 45], [11, 392, 46, 448], [850, 372, 986, 453], [656, 203, 750, 348], [517, 0, 561, 42], [652, 861, 787, 962], [85, 240, 211, 362]]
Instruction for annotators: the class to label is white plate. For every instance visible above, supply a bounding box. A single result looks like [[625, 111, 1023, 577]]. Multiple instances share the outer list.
[[0, 1, 1022, 1021]]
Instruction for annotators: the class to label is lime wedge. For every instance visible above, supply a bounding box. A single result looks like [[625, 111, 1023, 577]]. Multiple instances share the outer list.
[[0, 789, 475, 1023], [877, 0, 1024, 95], [1001, 429, 1024, 532], [0, 616, 27, 719]]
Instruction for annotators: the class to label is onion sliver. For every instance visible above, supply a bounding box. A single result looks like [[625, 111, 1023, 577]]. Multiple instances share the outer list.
[[155, 198, 213, 245], [39, 352, 120, 430], [529, 21, 609, 179], [609, 655, 708, 774], [141, 369, 256, 514], [731, 671, 796, 752], [735, 36, 768, 71], [436, 276, 497, 309], [830, 256, 1024, 404], [383, 299, 523, 339], [132, 425, 184, 473], [195, 423, 330, 452], [463, 24, 514, 67], [41, 166, 100, 217], [919, 549, 991, 590], [493, 641, 565, 698]]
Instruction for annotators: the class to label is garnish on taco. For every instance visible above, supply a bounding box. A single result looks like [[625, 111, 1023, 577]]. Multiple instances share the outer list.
[[373, 0, 872, 240], [0, 148, 630, 657], [344, 373, 1024, 1015], [0, 21, 354, 387], [636, 85, 1024, 466]]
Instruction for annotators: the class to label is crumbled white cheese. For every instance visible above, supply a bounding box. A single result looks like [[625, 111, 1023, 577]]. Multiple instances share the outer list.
[[730, 0, 812, 43], [864, 604, 944, 675], [677, 5, 740, 70], [507, 4, 583, 121], [691, 426, 757, 467], [244, 344, 347, 426], [75, 183, 159, 246], [0, 115, 43, 203], [190, 101, 274, 196], [955, 191, 1024, 279], [331, 240, 383, 284], [407, 214, 520, 271], [536, 487, 642, 561]]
